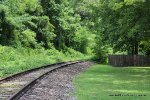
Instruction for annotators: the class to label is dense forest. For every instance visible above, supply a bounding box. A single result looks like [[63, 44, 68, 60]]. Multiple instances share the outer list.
[[0, 0, 94, 52], [0, 0, 150, 76]]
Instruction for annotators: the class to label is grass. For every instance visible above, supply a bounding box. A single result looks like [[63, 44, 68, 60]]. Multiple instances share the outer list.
[[73, 64, 150, 100], [0, 45, 92, 78]]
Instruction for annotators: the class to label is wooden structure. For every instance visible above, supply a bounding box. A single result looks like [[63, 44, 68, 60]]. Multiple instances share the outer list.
[[108, 55, 150, 67]]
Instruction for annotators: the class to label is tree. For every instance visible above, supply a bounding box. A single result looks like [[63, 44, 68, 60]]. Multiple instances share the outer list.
[[0, 0, 55, 48], [41, 0, 90, 52], [90, 0, 150, 56]]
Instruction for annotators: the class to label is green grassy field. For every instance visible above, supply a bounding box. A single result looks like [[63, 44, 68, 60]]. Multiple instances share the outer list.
[[73, 64, 150, 100]]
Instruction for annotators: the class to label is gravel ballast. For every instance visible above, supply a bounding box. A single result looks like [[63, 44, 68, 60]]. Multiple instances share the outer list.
[[19, 61, 94, 100]]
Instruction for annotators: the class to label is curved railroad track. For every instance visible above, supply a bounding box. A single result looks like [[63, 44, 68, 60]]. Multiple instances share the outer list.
[[0, 61, 82, 100]]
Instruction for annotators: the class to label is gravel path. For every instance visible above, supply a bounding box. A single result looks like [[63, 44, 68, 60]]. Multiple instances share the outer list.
[[19, 61, 94, 100]]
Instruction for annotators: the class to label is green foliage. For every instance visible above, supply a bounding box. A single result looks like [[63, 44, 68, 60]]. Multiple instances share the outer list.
[[26, 16, 55, 48], [40, 0, 94, 52], [0, 0, 55, 48], [1, 0, 150, 66], [2, 0, 43, 15], [0, 0, 95, 54], [85, 0, 150, 57], [73, 27, 95, 54], [19, 29, 37, 47], [0, 45, 91, 78], [0, 0, 95, 78]]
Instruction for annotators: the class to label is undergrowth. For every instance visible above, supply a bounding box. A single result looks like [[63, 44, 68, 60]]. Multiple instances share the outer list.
[[0, 45, 92, 78]]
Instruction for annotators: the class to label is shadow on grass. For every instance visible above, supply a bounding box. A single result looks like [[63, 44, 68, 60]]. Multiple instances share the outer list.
[[74, 64, 150, 100]]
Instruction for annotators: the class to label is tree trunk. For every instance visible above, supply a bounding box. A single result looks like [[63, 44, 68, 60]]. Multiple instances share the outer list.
[[131, 42, 138, 55], [134, 42, 138, 55], [132, 44, 134, 55]]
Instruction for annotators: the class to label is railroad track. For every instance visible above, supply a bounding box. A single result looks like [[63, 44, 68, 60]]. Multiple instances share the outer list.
[[0, 61, 82, 100]]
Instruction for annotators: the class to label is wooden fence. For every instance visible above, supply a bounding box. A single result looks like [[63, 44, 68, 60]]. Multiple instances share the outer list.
[[108, 55, 150, 67]]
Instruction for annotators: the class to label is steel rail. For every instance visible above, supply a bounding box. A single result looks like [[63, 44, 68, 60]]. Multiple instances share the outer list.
[[1, 61, 82, 100], [0, 61, 73, 84]]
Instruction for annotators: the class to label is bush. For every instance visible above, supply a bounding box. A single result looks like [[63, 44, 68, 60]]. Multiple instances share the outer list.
[[0, 46, 92, 78]]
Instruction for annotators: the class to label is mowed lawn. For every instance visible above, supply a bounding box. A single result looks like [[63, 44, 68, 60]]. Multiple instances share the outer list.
[[73, 64, 150, 100]]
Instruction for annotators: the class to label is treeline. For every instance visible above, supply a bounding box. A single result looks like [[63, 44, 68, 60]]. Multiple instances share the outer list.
[[73, 0, 150, 62], [0, 0, 94, 54], [0, 0, 150, 63], [87, 0, 150, 56]]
